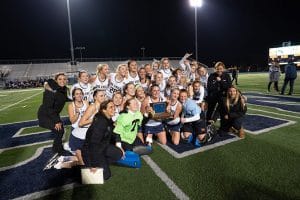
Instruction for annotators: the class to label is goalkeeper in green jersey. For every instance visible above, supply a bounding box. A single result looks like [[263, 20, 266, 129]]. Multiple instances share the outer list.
[[114, 98, 152, 155]]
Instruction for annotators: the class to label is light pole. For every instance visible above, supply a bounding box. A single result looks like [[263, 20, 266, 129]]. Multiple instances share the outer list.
[[141, 47, 145, 58], [67, 0, 75, 65], [190, 0, 203, 61], [75, 46, 86, 62]]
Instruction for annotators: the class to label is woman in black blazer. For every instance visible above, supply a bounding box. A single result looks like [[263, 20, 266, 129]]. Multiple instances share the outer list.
[[38, 73, 69, 155], [81, 100, 123, 180]]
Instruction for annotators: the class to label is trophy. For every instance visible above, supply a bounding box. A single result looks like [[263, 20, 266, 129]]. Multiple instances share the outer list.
[[149, 102, 171, 120]]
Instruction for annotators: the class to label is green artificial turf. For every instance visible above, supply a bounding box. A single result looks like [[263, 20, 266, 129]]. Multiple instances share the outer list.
[[0, 73, 299, 200]]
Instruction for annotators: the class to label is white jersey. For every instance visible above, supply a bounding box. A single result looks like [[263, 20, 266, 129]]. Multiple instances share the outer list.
[[167, 100, 180, 125], [159, 69, 172, 82], [70, 82, 93, 102], [140, 81, 149, 92], [145, 96, 165, 127], [92, 75, 109, 91], [106, 73, 127, 99], [126, 73, 140, 85], [71, 102, 88, 140]]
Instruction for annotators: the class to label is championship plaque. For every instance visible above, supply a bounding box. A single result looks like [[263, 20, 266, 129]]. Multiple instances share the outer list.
[[149, 102, 171, 119]]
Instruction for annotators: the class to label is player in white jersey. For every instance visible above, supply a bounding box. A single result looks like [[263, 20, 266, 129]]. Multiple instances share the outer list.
[[69, 70, 93, 102], [151, 71, 166, 98], [79, 89, 106, 127], [126, 60, 140, 85], [141, 84, 167, 146], [138, 67, 150, 92], [159, 57, 172, 81], [91, 63, 110, 91], [67, 88, 89, 153], [165, 88, 182, 145], [106, 64, 128, 99], [51, 88, 88, 169], [179, 53, 198, 82]]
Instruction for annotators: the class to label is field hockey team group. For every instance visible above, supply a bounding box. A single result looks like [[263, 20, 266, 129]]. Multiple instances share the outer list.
[[38, 53, 247, 180]]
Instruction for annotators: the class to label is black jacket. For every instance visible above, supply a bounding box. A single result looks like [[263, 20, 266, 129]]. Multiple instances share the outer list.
[[207, 72, 232, 98], [37, 79, 68, 129], [81, 112, 114, 167], [221, 97, 247, 119]]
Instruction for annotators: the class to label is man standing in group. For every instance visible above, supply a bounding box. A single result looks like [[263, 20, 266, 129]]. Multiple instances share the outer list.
[[281, 56, 297, 95]]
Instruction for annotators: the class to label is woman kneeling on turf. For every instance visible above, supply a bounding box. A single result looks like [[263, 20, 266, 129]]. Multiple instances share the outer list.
[[81, 100, 123, 180], [219, 86, 247, 138], [113, 98, 151, 155], [179, 89, 206, 144]]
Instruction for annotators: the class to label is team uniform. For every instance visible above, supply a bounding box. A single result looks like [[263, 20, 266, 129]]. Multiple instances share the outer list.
[[159, 69, 172, 82], [192, 86, 205, 104], [106, 73, 127, 99], [144, 97, 166, 135], [91, 75, 110, 91], [181, 99, 204, 135], [68, 102, 88, 152], [114, 111, 143, 150], [165, 100, 181, 133], [126, 73, 140, 86], [70, 82, 93, 102]]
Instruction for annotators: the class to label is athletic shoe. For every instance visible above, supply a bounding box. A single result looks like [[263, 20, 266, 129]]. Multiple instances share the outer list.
[[43, 153, 59, 170], [194, 138, 201, 147]]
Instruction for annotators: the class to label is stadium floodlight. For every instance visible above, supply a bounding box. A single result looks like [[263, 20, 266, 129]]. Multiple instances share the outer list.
[[67, 0, 75, 65], [190, 0, 203, 7], [190, 0, 203, 61]]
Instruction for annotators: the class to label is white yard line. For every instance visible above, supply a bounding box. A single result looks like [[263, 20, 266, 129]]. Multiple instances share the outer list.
[[248, 107, 300, 119], [142, 155, 189, 200], [247, 103, 300, 115], [0, 91, 42, 111], [13, 183, 79, 200], [0, 88, 42, 94]]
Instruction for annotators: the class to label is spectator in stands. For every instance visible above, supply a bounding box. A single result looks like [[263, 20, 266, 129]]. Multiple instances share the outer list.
[[206, 62, 232, 124], [219, 86, 247, 138], [280, 56, 297, 95], [268, 61, 280, 92], [81, 100, 123, 180], [37, 73, 69, 155]]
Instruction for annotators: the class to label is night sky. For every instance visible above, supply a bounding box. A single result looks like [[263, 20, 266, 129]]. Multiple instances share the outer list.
[[0, 0, 299, 67]]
